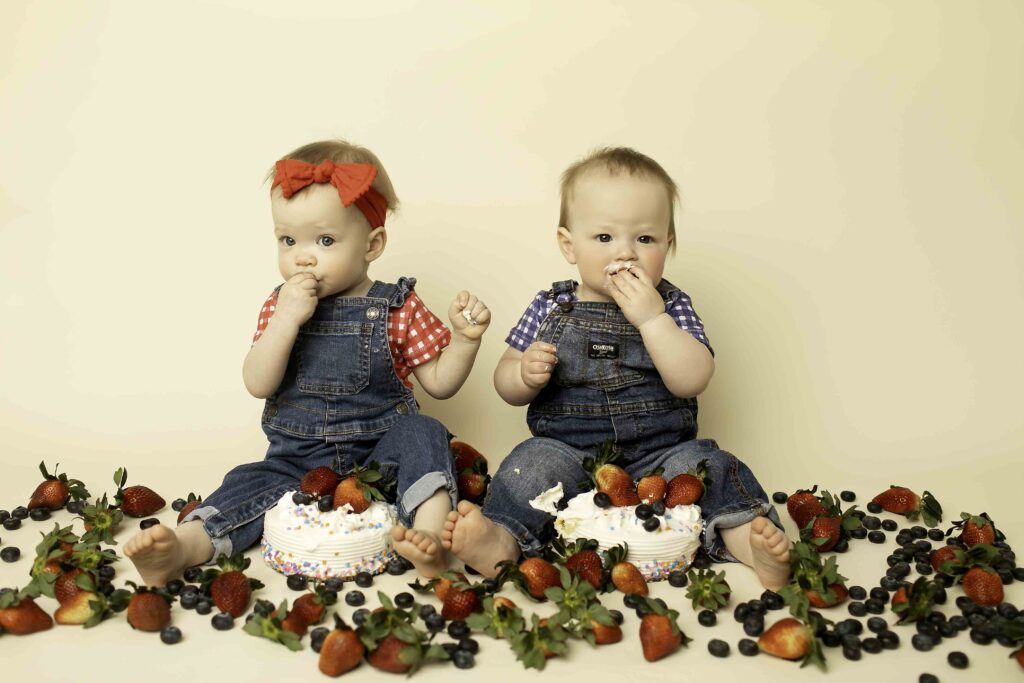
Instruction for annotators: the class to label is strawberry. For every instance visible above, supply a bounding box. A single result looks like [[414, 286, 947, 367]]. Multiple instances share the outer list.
[[125, 583, 173, 632], [870, 485, 942, 527], [54, 568, 92, 606], [638, 597, 690, 661], [583, 442, 640, 507], [456, 472, 490, 502], [300, 466, 340, 498], [175, 492, 203, 524], [806, 584, 848, 609], [243, 600, 304, 650], [779, 541, 848, 614], [890, 577, 939, 623], [451, 440, 488, 474], [799, 490, 861, 552], [319, 615, 365, 676], [664, 460, 709, 507], [200, 552, 264, 617], [333, 462, 392, 513], [636, 468, 667, 504], [441, 579, 484, 620], [113, 467, 166, 517], [930, 545, 963, 574], [758, 617, 826, 667], [604, 544, 648, 595], [466, 595, 524, 640], [590, 618, 622, 645], [951, 512, 1003, 547], [508, 614, 570, 669], [686, 568, 731, 612], [290, 581, 336, 626], [79, 494, 123, 545], [25, 523, 80, 598], [0, 590, 54, 634], [496, 557, 562, 601], [787, 487, 826, 529], [367, 634, 416, 673], [280, 609, 309, 636], [409, 570, 467, 602], [551, 537, 605, 590], [962, 566, 1003, 606], [54, 590, 99, 626], [28, 461, 89, 511]]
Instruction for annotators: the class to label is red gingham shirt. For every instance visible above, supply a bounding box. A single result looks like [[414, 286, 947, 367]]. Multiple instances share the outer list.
[[252, 289, 451, 388]]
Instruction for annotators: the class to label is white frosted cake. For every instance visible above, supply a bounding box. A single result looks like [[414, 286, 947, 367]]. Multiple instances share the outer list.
[[261, 491, 398, 580], [531, 483, 703, 580]]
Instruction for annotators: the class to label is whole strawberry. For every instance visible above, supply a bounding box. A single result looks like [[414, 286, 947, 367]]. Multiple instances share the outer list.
[[125, 582, 173, 632], [451, 440, 488, 474], [551, 537, 605, 590], [636, 468, 667, 504], [333, 462, 392, 513], [457, 471, 490, 502], [300, 466, 340, 498], [605, 544, 648, 596], [113, 467, 166, 517], [758, 617, 826, 668], [870, 485, 942, 527], [176, 492, 203, 524], [664, 460, 709, 507], [441, 577, 485, 620], [786, 486, 825, 529], [0, 589, 54, 635], [496, 557, 562, 601], [685, 568, 731, 612], [28, 461, 89, 511], [798, 490, 860, 552], [290, 580, 336, 627], [200, 552, 264, 617], [962, 566, 1004, 606], [318, 615, 365, 676], [638, 596, 690, 661], [583, 442, 640, 507], [890, 576, 938, 623], [951, 512, 1003, 547]]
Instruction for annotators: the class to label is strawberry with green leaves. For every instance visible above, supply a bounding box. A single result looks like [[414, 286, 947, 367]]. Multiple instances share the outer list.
[[318, 614, 365, 676], [638, 596, 690, 661], [685, 568, 731, 612], [508, 613, 570, 669], [890, 576, 939, 623], [798, 490, 861, 552], [941, 543, 1005, 606], [544, 566, 621, 646], [440, 575, 485, 620], [243, 599, 304, 651], [758, 616, 827, 669], [496, 556, 562, 601], [0, 588, 54, 634], [604, 544, 648, 596], [779, 542, 849, 612], [113, 467, 166, 518], [551, 536, 606, 590], [289, 580, 337, 629], [636, 468, 667, 505], [949, 512, 1003, 547], [583, 442, 640, 507], [870, 485, 942, 527], [333, 462, 393, 513], [466, 595, 524, 640], [28, 461, 89, 511], [26, 523, 80, 598], [452, 441, 490, 502], [79, 493, 123, 545], [125, 582, 174, 632], [200, 552, 264, 617], [359, 592, 448, 674], [53, 575, 130, 628], [664, 460, 710, 507], [786, 486, 825, 529]]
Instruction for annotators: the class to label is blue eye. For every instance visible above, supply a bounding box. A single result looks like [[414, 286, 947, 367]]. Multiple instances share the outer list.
[[597, 234, 611, 243], [638, 236, 653, 244], [317, 236, 335, 247], [280, 236, 295, 246]]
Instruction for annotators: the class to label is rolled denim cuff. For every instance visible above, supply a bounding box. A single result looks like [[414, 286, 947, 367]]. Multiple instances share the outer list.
[[180, 505, 233, 565], [703, 502, 782, 563], [399, 471, 457, 528]]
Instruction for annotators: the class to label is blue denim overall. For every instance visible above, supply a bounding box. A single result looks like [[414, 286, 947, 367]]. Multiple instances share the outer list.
[[183, 278, 458, 562], [482, 279, 782, 561]]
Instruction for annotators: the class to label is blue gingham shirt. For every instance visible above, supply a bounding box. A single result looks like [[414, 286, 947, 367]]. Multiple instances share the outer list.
[[505, 285, 714, 355]]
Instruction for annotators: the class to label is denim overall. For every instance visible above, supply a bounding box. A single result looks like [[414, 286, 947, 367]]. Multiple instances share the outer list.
[[482, 279, 781, 561], [183, 278, 457, 561]]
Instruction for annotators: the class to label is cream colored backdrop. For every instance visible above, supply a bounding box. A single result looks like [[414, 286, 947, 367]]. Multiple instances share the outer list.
[[2, 1, 1022, 525]]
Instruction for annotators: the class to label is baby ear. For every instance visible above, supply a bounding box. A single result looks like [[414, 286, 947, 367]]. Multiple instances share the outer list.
[[365, 226, 387, 263], [556, 226, 577, 265]]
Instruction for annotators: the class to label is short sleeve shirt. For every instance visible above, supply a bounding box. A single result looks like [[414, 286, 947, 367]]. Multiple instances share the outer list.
[[504, 285, 713, 355], [252, 290, 451, 388]]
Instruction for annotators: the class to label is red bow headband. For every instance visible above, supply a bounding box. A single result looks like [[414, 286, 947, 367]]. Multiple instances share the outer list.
[[272, 159, 388, 228]]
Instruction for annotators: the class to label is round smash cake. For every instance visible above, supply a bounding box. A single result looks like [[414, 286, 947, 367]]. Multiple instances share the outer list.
[[261, 491, 398, 580], [531, 483, 704, 580]]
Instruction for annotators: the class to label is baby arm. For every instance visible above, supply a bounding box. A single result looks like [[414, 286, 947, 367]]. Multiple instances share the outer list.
[[411, 291, 490, 400], [608, 268, 715, 398], [242, 273, 318, 399], [493, 342, 558, 406]]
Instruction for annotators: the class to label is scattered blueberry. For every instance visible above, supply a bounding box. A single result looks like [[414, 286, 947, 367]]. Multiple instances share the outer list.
[[212, 613, 234, 631], [643, 517, 661, 532], [29, 507, 51, 522], [868, 530, 887, 544], [850, 527, 868, 540], [969, 628, 992, 645], [97, 581, 115, 596], [608, 609, 624, 625], [911, 633, 935, 651], [623, 593, 642, 609], [324, 577, 344, 592], [481, 578, 499, 594], [458, 637, 479, 654], [843, 646, 862, 661], [668, 570, 688, 588], [183, 566, 203, 583], [11, 507, 29, 520], [697, 609, 717, 627], [738, 638, 759, 656], [691, 551, 712, 570], [862, 516, 881, 530], [848, 585, 867, 601], [743, 616, 764, 636], [864, 598, 885, 614], [345, 590, 365, 607], [593, 492, 611, 508], [180, 592, 199, 610], [253, 599, 275, 617], [354, 572, 373, 588], [310, 627, 329, 652], [424, 612, 445, 632], [171, 498, 186, 512], [867, 617, 888, 633], [394, 592, 414, 609], [139, 517, 159, 530], [1, 547, 20, 562], [0, 510, 9, 523], [708, 639, 730, 657], [651, 501, 666, 516], [919, 675, 938, 683], [419, 603, 436, 619], [452, 649, 475, 669], [292, 492, 312, 506], [351, 607, 371, 626], [840, 490, 856, 502], [1012, 567, 1024, 582], [286, 574, 308, 591], [821, 631, 841, 648], [160, 626, 182, 644], [881, 519, 898, 532], [761, 590, 784, 610], [772, 492, 788, 504], [166, 579, 184, 595], [733, 603, 750, 623], [196, 599, 213, 615], [3, 518, 22, 531], [866, 502, 882, 514], [448, 620, 470, 639], [848, 602, 867, 617]]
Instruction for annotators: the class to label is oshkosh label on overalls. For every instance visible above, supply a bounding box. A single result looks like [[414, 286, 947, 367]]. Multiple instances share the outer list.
[[588, 341, 619, 359]]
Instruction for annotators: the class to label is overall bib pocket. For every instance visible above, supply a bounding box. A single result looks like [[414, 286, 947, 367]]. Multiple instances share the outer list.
[[296, 321, 372, 395]]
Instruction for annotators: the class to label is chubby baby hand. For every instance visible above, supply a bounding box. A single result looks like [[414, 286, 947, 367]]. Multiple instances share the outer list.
[[521, 341, 558, 389], [449, 291, 491, 341], [276, 272, 319, 328], [607, 266, 664, 329]]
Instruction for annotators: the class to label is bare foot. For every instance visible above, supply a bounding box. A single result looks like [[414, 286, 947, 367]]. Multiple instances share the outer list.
[[440, 501, 519, 579], [749, 516, 791, 589], [390, 525, 448, 579], [124, 525, 189, 586]]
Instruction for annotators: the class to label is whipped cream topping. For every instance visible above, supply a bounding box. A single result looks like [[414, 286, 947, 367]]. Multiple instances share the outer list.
[[528, 482, 564, 515], [263, 491, 395, 552], [553, 491, 702, 543]]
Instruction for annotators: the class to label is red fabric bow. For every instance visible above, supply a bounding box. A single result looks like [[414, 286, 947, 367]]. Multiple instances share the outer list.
[[272, 159, 388, 227]]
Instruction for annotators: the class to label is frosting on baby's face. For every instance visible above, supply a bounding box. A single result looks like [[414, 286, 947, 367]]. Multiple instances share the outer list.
[[603, 261, 636, 276]]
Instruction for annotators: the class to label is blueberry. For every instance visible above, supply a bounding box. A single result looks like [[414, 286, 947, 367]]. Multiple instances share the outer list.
[[821, 631, 841, 648], [179, 592, 199, 610], [160, 626, 182, 644], [747, 599, 766, 615], [212, 612, 234, 630], [743, 616, 764, 636], [419, 604, 437, 619], [452, 649, 475, 669], [848, 601, 867, 617], [635, 504, 654, 520], [772, 492, 787, 504], [840, 618, 863, 636], [324, 577, 344, 592], [733, 603, 750, 623], [738, 638, 759, 656], [171, 498, 186, 511], [668, 570, 688, 588], [643, 517, 661, 532], [708, 639, 730, 657], [881, 519, 898, 532], [623, 593, 642, 609], [345, 590, 365, 606], [608, 609, 624, 625], [29, 507, 51, 522], [862, 516, 881, 530], [842, 646, 862, 661], [0, 510, 9, 523], [165, 579, 184, 595], [840, 490, 856, 502], [287, 574, 308, 591], [447, 620, 470, 639], [253, 599, 275, 617], [878, 630, 900, 649], [866, 502, 882, 514], [195, 599, 213, 615], [911, 633, 934, 651], [183, 566, 203, 583], [66, 500, 83, 515], [864, 598, 885, 615], [761, 590, 784, 610], [1013, 567, 1024, 582], [593, 492, 611, 508], [3, 518, 21, 531], [691, 551, 712, 570], [11, 507, 28, 520], [833, 537, 849, 553], [997, 603, 1019, 619], [868, 530, 887, 544], [927, 528, 945, 541], [969, 628, 992, 645], [850, 527, 868, 540], [458, 637, 479, 654], [318, 496, 334, 512], [697, 609, 717, 627], [394, 591, 414, 609], [650, 501, 666, 516], [870, 587, 889, 602], [292, 492, 312, 506], [351, 608, 371, 626], [654, 597, 667, 610], [919, 675, 938, 683], [424, 612, 445, 632], [354, 572, 373, 588], [937, 621, 957, 638], [948, 615, 968, 631], [98, 581, 115, 596], [847, 585, 866, 601], [441, 642, 459, 656], [386, 560, 407, 576], [867, 617, 888, 633], [1, 547, 20, 563]]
